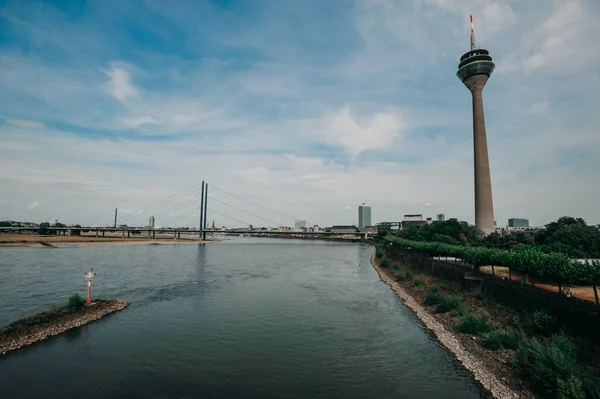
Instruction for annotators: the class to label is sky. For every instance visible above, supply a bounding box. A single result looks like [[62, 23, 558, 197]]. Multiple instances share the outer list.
[[1, 0, 599, 229]]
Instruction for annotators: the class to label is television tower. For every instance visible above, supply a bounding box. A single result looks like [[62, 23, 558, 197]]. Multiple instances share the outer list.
[[456, 15, 496, 235]]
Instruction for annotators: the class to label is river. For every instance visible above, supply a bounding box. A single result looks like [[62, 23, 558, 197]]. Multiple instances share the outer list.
[[0, 238, 484, 398]]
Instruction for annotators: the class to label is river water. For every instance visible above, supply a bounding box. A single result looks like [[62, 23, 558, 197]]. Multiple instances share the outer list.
[[0, 239, 483, 398]]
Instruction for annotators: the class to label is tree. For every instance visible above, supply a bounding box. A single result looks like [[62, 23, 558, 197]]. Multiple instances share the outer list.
[[38, 222, 56, 235], [535, 217, 587, 245], [535, 217, 600, 259], [398, 220, 481, 245]]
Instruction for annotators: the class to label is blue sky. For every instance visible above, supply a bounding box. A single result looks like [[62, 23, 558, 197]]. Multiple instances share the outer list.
[[1, 0, 599, 228]]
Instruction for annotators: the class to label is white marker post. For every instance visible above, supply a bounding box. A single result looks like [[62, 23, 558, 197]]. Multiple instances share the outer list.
[[85, 268, 96, 305]]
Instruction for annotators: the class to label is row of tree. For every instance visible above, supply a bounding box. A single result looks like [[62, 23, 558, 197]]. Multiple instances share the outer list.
[[395, 217, 600, 259], [385, 236, 600, 305]]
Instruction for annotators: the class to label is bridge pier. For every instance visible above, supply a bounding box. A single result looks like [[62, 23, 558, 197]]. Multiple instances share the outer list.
[[102, 230, 105, 237], [152, 231, 156, 239], [127, 231, 130, 238], [96, 230, 99, 238], [122, 229, 125, 238]]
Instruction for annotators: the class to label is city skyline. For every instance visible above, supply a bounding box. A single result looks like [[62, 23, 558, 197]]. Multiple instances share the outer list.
[[1, 1, 599, 228]]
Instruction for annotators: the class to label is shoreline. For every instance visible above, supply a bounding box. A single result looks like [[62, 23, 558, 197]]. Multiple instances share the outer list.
[[0, 237, 224, 248], [368, 246, 519, 399], [0, 299, 130, 355]]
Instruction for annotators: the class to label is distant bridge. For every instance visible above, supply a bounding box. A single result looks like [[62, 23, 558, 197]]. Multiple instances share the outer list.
[[2, 181, 372, 241], [1, 226, 369, 240]]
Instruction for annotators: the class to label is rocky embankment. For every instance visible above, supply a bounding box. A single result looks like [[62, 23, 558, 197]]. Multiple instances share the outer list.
[[0, 299, 129, 355], [369, 251, 521, 399]]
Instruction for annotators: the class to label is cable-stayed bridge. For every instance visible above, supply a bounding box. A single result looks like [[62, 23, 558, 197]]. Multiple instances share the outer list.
[[4, 182, 368, 240]]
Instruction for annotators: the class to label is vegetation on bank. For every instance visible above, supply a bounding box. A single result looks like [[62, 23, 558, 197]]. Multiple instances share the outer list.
[[375, 247, 600, 399], [68, 294, 85, 309], [384, 236, 600, 304], [395, 216, 600, 260]]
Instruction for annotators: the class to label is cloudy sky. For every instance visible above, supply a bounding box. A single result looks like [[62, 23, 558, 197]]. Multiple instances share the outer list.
[[1, 0, 599, 228]]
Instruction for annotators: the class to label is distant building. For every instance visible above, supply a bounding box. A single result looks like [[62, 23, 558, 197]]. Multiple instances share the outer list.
[[436, 214, 445, 222], [149, 216, 155, 228], [295, 220, 306, 230], [403, 214, 426, 228], [49, 218, 58, 227], [508, 218, 529, 228], [358, 203, 372, 230], [312, 225, 320, 232], [426, 218, 433, 224], [331, 225, 359, 234], [378, 221, 401, 235]]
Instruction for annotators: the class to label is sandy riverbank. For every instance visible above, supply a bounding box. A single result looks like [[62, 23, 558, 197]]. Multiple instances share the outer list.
[[369, 247, 520, 399], [0, 299, 129, 355], [0, 235, 224, 248]]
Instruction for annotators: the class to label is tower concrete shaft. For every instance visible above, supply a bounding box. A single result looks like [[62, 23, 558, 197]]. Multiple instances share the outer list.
[[457, 15, 496, 235], [465, 75, 495, 234]]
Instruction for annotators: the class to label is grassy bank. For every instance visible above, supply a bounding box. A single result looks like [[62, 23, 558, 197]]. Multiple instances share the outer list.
[[373, 242, 600, 399]]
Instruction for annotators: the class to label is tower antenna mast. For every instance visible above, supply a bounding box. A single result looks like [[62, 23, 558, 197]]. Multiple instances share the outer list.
[[470, 15, 476, 50]]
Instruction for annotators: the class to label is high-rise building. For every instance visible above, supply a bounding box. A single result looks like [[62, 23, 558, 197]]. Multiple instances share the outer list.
[[294, 220, 306, 229], [457, 15, 496, 235], [358, 203, 371, 230], [149, 216, 155, 228], [508, 218, 529, 228], [436, 214, 446, 222]]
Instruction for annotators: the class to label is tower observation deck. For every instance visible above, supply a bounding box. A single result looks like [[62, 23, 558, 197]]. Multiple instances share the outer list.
[[457, 15, 496, 235]]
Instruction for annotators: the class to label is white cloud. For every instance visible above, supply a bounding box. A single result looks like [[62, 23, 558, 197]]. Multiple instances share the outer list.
[[320, 106, 405, 157], [6, 119, 45, 128], [527, 101, 549, 115], [27, 201, 43, 210], [102, 66, 138, 103]]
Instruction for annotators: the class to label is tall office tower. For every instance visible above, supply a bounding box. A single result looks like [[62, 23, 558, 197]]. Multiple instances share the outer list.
[[294, 220, 307, 229], [358, 203, 371, 230], [456, 15, 496, 235]]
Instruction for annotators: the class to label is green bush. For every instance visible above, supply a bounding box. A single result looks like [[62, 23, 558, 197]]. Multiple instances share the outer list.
[[375, 248, 384, 259], [405, 270, 413, 281], [380, 257, 391, 268], [457, 312, 490, 335], [481, 328, 525, 350], [435, 295, 462, 314], [531, 310, 558, 335], [557, 376, 585, 399], [513, 334, 583, 398], [68, 294, 85, 309], [583, 378, 600, 399], [424, 286, 442, 306], [413, 278, 424, 287], [394, 271, 405, 282]]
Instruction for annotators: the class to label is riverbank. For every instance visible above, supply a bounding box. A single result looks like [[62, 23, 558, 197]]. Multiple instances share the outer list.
[[369, 248, 522, 399], [1, 299, 129, 355], [0, 234, 224, 247]]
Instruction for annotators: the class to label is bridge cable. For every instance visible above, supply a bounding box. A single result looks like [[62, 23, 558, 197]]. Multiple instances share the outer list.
[[117, 183, 203, 224], [208, 196, 280, 227], [210, 185, 298, 222]]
